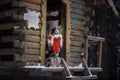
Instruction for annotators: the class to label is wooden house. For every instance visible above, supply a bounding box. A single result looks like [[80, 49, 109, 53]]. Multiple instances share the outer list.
[[0, 0, 106, 79]]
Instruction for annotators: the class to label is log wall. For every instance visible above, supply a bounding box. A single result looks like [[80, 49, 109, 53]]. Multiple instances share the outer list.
[[0, 0, 43, 67]]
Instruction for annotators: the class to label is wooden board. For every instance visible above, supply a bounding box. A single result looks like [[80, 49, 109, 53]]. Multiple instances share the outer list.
[[12, 1, 41, 11], [14, 41, 40, 49], [0, 48, 40, 55], [13, 29, 40, 36], [1, 35, 40, 43], [0, 20, 28, 30], [15, 54, 41, 61]]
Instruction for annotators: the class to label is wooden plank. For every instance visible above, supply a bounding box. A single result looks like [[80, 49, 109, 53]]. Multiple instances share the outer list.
[[12, 1, 41, 11], [0, 48, 40, 55], [40, 0, 47, 65], [14, 41, 40, 49], [71, 35, 83, 41], [85, 35, 105, 41], [107, 0, 119, 16], [15, 54, 41, 61], [0, 20, 28, 30], [22, 0, 42, 5], [13, 29, 40, 36], [71, 41, 82, 47], [0, 61, 25, 67], [71, 30, 83, 36]]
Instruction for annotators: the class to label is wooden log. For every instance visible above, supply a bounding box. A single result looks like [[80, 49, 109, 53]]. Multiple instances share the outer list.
[[0, 20, 28, 30], [84, 35, 105, 41], [0, 48, 40, 55], [70, 52, 80, 58], [13, 29, 40, 36], [71, 8, 85, 16], [1, 35, 40, 43], [22, 0, 42, 5], [71, 19, 85, 26], [71, 41, 83, 47], [71, 13, 89, 21], [71, 30, 83, 36], [71, 35, 83, 41], [14, 41, 40, 49], [15, 54, 41, 61], [0, 12, 23, 21], [70, 0, 85, 5], [12, 1, 41, 11], [0, 0, 11, 5], [71, 2, 89, 11], [71, 26, 84, 31], [70, 46, 82, 52], [71, 58, 82, 63], [0, 61, 25, 67]]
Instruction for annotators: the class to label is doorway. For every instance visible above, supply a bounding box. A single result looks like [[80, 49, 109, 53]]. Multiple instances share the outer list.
[[45, 0, 67, 66]]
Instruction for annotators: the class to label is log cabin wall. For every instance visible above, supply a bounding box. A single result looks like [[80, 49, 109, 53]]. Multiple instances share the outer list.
[[0, 0, 45, 67], [68, 0, 91, 66]]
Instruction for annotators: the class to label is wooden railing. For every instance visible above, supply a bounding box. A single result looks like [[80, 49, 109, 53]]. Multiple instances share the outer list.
[[84, 35, 105, 68]]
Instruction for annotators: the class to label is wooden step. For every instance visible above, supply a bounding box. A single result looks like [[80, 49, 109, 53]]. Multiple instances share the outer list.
[[80, 75, 97, 79]]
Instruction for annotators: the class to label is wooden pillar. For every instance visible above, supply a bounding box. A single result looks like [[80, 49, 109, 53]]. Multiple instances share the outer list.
[[41, 0, 47, 65], [62, 0, 71, 65], [84, 36, 89, 64], [97, 41, 103, 67]]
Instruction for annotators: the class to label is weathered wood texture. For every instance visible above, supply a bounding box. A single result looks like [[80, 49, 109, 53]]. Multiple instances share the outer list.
[[1, 35, 40, 43], [70, 0, 87, 65], [40, 0, 47, 65], [0, 48, 40, 55], [0, 0, 42, 66]]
